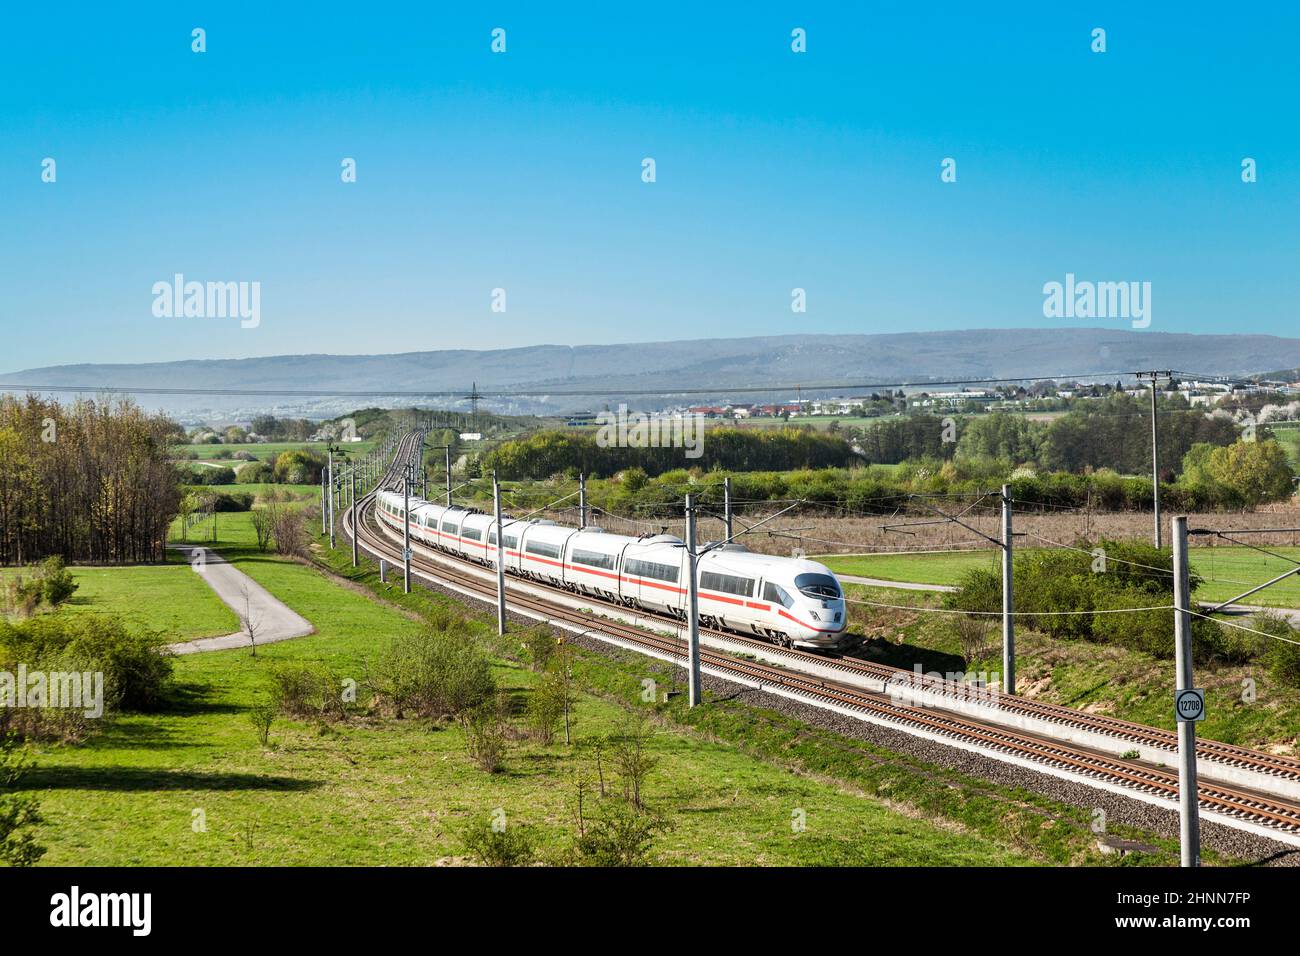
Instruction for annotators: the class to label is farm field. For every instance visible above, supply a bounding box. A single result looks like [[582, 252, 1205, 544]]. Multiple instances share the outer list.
[[172, 440, 377, 463], [823, 546, 1300, 609], [1270, 423, 1300, 467], [16, 544, 1081, 867]]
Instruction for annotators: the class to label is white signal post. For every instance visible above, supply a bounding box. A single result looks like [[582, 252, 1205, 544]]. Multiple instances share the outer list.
[[579, 472, 588, 529], [402, 474, 412, 595], [1171, 515, 1201, 866], [327, 449, 335, 549], [493, 469, 507, 636], [685, 494, 702, 707], [350, 467, 358, 568]]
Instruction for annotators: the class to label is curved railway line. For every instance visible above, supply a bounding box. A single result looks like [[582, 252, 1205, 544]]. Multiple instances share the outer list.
[[345, 430, 1300, 847]]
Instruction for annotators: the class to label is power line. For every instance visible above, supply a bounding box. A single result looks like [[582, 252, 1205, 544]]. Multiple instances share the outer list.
[[0, 369, 1176, 401]]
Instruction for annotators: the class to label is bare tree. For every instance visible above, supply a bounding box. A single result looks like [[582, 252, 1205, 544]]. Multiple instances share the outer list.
[[238, 581, 263, 656]]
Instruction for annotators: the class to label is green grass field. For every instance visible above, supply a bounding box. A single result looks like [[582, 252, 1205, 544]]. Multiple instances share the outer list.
[[823, 547, 1300, 609], [7, 514, 1200, 866], [1269, 422, 1300, 467], [16, 547, 1068, 866], [2, 563, 238, 640]]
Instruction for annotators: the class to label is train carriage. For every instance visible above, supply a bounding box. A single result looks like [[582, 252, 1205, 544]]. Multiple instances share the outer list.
[[516, 520, 576, 585], [486, 517, 528, 573], [457, 512, 495, 563], [620, 535, 688, 617], [563, 528, 627, 602]]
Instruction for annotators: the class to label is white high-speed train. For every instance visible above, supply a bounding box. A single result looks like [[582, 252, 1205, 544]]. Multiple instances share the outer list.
[[374, 490, 849, 649]]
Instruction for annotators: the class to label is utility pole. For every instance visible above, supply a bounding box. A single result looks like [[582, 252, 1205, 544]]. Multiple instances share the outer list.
[[350, 467, 358, 568], [1172, 515, 1201, 867], [1151, 378, 1161, 549], [1135, 370, 1173, 548], [685, 494, 702, 707], [723, 476, 734, 541], [320, 470, 327, 535], [402, 476, 412, 595], [327, 449, 335, 549], [1001, 483, 1015, 696], [579, 473, 588, 529], [445, 445, 452, 506], [493, 469, 507, 635]]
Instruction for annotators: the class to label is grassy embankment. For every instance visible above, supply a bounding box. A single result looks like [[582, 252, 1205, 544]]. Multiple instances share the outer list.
[[823, 557, 1300, 752]]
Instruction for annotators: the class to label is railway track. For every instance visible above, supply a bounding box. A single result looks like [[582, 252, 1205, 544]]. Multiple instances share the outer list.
[[346, 430, 1300, 843]]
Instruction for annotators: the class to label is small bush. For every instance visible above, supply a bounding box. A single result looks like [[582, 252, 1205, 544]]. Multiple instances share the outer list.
[[37, 557, 78, 608], [268, 663, 349, 722], [460, 695, 510, 773], [570, 798, 670, 867], [367, 627, 495, 720], [248, 700, 276, 747], [0, 733, 44, 866], [1254, 613, 1300, 688], [519, 626, 557, 672], [457, 819, 534, 867]]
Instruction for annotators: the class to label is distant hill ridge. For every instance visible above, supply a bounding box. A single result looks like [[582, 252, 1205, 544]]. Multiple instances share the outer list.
[[4, 328, 1299, 419]]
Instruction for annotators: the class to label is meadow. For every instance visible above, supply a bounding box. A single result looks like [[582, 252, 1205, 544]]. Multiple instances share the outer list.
[[7, 523, 1188, 866]]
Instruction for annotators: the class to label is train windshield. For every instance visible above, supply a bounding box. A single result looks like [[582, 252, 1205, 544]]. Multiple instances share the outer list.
[[794, 573, 841, 599]]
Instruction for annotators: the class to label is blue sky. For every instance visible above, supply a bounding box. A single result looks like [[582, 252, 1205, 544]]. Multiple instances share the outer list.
[[2, 2, 1298, 370]]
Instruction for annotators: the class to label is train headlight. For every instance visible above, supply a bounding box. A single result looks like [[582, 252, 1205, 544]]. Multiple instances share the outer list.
[[809, 610, 821, 621]]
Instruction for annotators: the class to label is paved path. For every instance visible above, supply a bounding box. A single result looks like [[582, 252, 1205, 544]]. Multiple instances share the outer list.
[[167, 546, 314, 655]]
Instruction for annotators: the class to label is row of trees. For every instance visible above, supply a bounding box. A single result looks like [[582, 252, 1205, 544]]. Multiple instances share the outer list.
[[851, 397, 1242, 474], [0, 395, 181, 565], [483, 427, 857, 480]]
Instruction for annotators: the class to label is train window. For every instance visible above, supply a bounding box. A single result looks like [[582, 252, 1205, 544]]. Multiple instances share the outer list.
[[463, 528, 482, 542], [489, 530, 518, 548], [794, 573, 841, 599], [625, 558, 679, 583], [763, 582, 795, 608], [571, 549, 617, 571], [700, 571, 754, 598], [441, 520, 458, 532], [526, 539, 562, 559]]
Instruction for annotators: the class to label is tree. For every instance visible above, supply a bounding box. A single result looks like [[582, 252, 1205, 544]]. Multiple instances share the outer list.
[[1207, 440, 1296, 508], [250, 508, 274, 552]]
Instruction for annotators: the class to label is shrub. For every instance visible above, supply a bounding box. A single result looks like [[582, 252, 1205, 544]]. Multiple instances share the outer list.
[[457, 819, 534, 866], [268, 663, 348, 721], [0, 733, 44, 866], [1254, 613, 1300, 688], [527, 668, 568, 745], [248, 700, 276, 747], [570, 798, 670, 867], [37, 557, 78, 608], [368, 627, 495, 720], [519, 625, 557, 672], [272, 506, 309, 558], [460, 695, 510, 773], [0, 614, 173, 730]]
